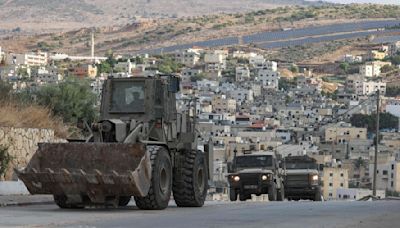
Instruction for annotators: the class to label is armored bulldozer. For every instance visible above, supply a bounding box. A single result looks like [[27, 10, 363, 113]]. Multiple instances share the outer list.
[[16, 75, 210, 210], [227, 151, 285, 202], [282, 156, 322, 201]]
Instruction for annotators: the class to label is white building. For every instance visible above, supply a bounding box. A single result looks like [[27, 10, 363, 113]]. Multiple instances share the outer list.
[[249, 55, 265, 68], [359, 61, 391, 77], [386, 99, 400, 118], [232, 51, 257, 59], [115, 59, 135, 74], [6, 51, 48, 66], [264, 61, 278, 72], [355, 81, 386, 96], [229, 88, 254, 104], [235, 66, 250, 81], [257, 68, 280, 90]]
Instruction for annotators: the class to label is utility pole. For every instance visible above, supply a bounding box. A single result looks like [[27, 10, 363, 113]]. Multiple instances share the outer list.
[[373, 90, 380, 197]]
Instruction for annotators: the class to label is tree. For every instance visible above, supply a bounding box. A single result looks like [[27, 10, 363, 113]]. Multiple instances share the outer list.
[[339, 62, 349, 73], [34, 78, 97, 124], [381, 64, 396, 74], [290, 65, 299, 73], [0, 81, 12, 101], [350, 113, 399, 132], [391, 55, 400, 65], [158, 57, 181, 74]]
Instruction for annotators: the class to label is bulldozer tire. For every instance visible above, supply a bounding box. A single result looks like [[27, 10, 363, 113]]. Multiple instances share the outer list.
[[173, 150, 208, 207], [268, 183, 277, 201], [118, 196, 131, 206], [53, 195, 84, 209], [134, 146, 172, 210], [229, 188, 237, 201]]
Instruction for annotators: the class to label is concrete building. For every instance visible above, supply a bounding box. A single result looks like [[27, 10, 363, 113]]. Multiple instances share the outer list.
[[73, 64, 97, 78], [385, 98, 400, 118], [366, 50, 387, 61], [212, 95, 237, 114], [6, 51, 48, 66], [235, 66, 250, 82], [249, 55, 265, 68], [114, 59, 135, 74], [174, 50, 200, 67], [388, 41, 400, 57], [356, 80, 386, 96], [359, 61, 391, 77], [372, 161, 400, 192], [323, 167, 349, 200], [229, 88, 254, 104], [257, 68, 280, 90], [324, 125, 367, 144], [336, 188, 385, 200]]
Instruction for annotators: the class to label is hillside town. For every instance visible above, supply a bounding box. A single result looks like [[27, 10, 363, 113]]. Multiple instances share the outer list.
[[1, 37, 400, 202]]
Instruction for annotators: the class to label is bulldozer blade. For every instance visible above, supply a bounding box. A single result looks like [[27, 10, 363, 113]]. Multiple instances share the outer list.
[[15, 143, 151, 203]]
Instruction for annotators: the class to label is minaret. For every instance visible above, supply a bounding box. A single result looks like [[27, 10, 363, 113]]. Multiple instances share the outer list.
[[91, 32, 95, 63]]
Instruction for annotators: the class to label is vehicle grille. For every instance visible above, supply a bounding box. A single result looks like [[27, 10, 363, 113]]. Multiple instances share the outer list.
[[239, 173, 260, 185], [285, 174, 309, 187]]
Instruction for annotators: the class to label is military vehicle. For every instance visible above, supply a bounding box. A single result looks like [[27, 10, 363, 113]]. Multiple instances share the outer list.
[[227, 151, 285, 202], [283, 155, 322, 201], [16, 75, 210, 210]]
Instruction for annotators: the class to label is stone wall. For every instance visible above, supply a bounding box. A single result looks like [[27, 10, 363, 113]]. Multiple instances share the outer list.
[[0, 127, 57, 181]]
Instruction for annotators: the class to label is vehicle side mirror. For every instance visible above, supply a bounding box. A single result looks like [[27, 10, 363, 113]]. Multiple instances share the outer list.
[[227, 162, 233, 173]]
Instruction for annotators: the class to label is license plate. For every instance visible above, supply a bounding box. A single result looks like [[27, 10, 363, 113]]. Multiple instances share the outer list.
[[244, 185, 258, 189]]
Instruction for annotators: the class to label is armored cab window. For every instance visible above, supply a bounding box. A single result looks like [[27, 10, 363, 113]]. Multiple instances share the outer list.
[[235, 155, 273, 169], [110, 81, 145, 113]]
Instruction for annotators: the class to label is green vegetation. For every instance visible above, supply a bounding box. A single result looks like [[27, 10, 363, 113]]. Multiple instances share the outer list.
[[33, 78, 97, 124], [386, 87, 400, 97], [339, 62, 350, 74], [158, 56, 182, 74], [350, 113, 399, 132], [279, 78, 297, 91], [0, 145, 12, 179], [190, 73, 206, 82]]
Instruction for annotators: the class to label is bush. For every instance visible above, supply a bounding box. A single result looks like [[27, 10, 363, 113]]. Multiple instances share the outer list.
[[33, 78, 97, 124], [0, 145, 12, 179]]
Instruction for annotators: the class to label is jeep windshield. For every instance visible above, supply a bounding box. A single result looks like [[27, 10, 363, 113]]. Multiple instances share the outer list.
[[110, 81, 145, 113], [234, 155, 273, 169], [285, 162, 318, 169]]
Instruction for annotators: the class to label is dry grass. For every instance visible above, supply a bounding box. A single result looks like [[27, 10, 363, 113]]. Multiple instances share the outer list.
[[0, 102, 69, 138]]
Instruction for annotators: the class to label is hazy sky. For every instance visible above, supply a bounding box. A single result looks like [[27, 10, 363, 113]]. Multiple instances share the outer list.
[[323, 0, 400, 4]]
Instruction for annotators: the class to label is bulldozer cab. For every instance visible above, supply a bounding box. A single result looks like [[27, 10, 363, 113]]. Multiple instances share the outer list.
[[100, 76, 179, 122]]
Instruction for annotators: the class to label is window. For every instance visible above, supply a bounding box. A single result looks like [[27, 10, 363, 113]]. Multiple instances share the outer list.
[[341, 173, 344, 177], [340, 183, 344, 187], [329, 183, 333, 187], [383, 170, 388, 175], [392, 164, 395, 170], [329, 193, 333, 197], [391, 181, 394, 187]]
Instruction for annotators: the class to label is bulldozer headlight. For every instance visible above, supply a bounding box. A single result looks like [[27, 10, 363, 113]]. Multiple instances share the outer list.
[[101, 121, 113, 132], [262, 175, 268, 181], [233, 176, 240, 182], [312, 175, 319, 181]]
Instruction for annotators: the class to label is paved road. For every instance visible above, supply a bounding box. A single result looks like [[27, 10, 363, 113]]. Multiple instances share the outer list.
[[0, 200, 399, 228]]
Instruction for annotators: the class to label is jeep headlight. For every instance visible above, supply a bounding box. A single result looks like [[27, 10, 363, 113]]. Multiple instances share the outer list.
[[262, 175, 268, 181], [312, 175, 319, 181], [233, 176, 240, 182]]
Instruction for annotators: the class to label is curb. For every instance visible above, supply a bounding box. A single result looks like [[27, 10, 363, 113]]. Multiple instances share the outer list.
[[0, 201, 54, 207]]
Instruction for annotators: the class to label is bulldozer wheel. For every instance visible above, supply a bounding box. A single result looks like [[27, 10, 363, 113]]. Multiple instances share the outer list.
[[118, 196, 131, 207], [53, 195, 84, 209], [134, 146, 172, 210], [173, 150, 208, 207]]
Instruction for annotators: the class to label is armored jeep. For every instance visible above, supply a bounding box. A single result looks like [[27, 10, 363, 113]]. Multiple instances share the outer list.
[[227, 152, 284, 202], [283, 156, 322, 201]]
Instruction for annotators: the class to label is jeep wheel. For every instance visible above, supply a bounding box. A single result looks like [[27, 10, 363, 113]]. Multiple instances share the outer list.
[[134, 146, 172, 210], [239, 194, 248, 201], [268, 183, 277, 201], [314, 188, 322, 201], [229, 188, 237, 201], [277, 185, 284, 201]]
